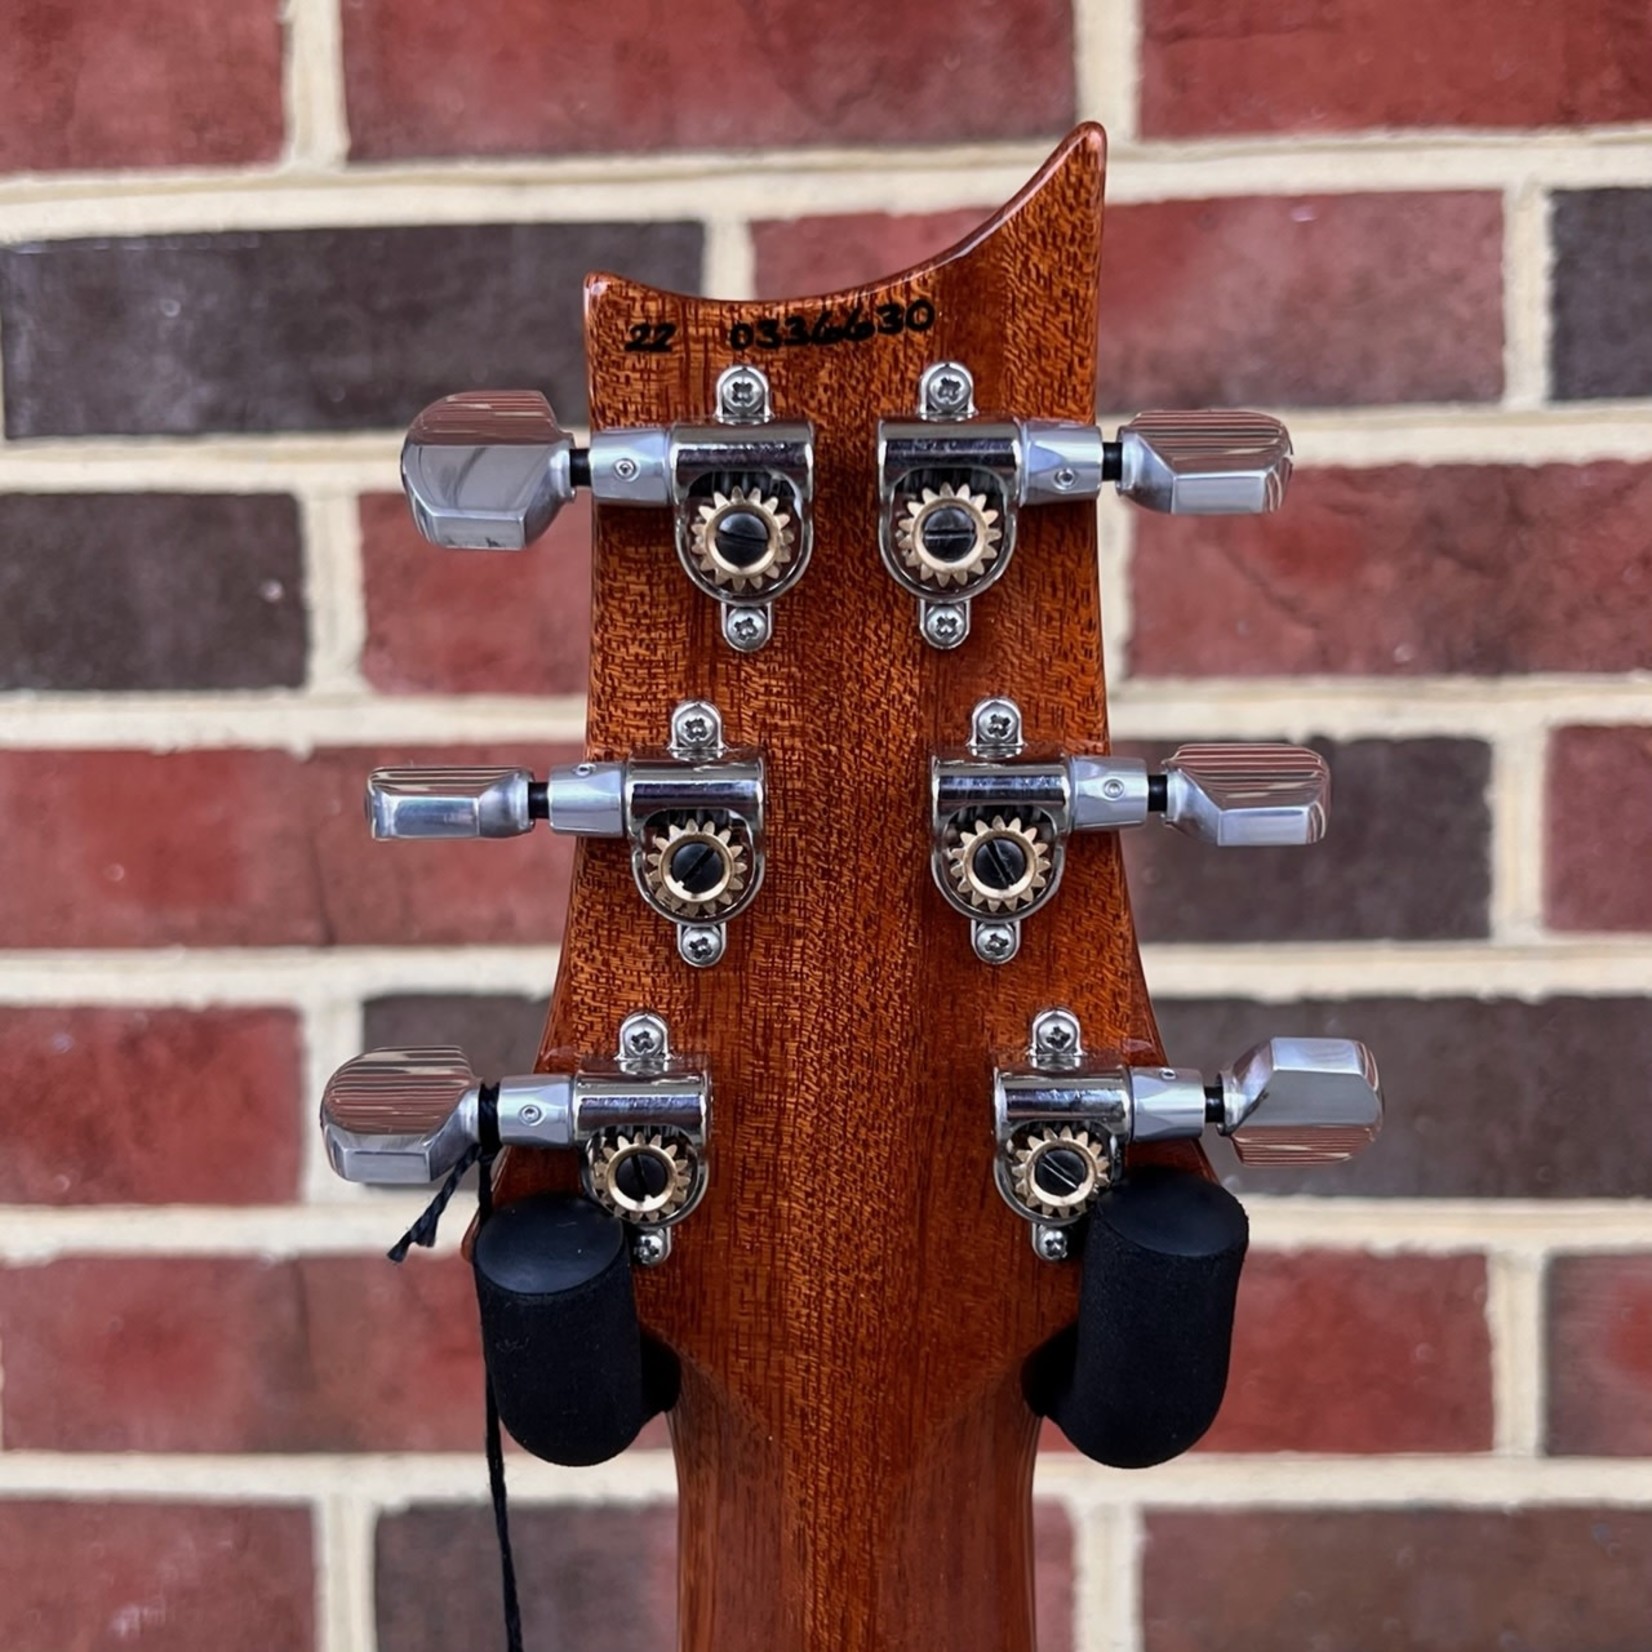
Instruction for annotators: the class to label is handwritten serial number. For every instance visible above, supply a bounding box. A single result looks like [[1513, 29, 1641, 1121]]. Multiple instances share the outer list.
[[728, 298, 935, 352]]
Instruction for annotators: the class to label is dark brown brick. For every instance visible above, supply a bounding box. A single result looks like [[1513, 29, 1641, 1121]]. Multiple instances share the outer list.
[[364, 995, 550, 1079], [0, 1006, 301, 1205], [1205, 1253, 1492, 1453], [0, 745, 578, 948], [1547, 1254, 1652, 1455], [1554, 190, 1652, 400], [342, 0, 1074, 161], [377, 1504, 676, 1652], [1140, 0, 1652, 137], [360, 491, 590, 696], [1547, 726, 1652, 931], [1122, 738, 1491, 943], [374, 1500, 1073, 1652], [0, 0, 285, 173], [0, 1253, 487, 1451], [756, 196, 1504, 408], [0, 224, 702, 437], [753, 209, 988, 300], [0, 493, 305, 690], [1142, 1508, 1652, 1652], [1155, 997, 1652, 1200], [0, 1500, 313, 1652], [1131, 463, 1652, 677], [1099, 194, 1503, 409]]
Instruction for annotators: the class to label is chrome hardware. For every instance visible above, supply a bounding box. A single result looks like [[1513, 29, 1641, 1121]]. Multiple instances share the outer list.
[[994, 1010, 1382, 1254], [365, 701, 764, 968], [401, 370, 814, 652], [932, 698, 1328, 962], [878, 365, 1293, 646], [320, 1011, 710, 1260]]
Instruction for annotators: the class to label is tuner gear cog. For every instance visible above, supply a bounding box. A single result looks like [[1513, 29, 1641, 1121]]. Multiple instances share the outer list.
[[690, 486, 797, 593], [588, 1130, 695, 1224], [944, 814, 1052, 913], [895, 483, 1003, 588], [643, 817, 750, 918], [1011, 1124, 1112, 1219]]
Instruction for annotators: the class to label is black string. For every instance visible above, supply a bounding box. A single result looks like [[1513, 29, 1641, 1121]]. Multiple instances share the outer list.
[[386, 1084, 524, 1652]]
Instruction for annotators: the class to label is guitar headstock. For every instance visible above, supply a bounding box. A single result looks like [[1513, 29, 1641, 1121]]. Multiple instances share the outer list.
[[320, 126, 1381, 1652]]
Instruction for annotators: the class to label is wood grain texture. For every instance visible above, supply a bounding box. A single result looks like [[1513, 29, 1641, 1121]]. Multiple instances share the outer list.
[[496, 124, 1204, 1652]]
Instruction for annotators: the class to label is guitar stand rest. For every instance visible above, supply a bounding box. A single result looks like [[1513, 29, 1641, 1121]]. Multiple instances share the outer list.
[[474, 1192, 679, 1466], [1025, 1167, 1249, 1469]]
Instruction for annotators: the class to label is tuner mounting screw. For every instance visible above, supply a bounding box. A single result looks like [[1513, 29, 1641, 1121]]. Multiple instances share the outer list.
[[1031, 1008, 1084, 1068], [668, 700, 724, 757], [723, 605, 769, 651], [716, 365, 770, 423], [632, 1228, 672, 1267], [678, 924, 725, 968], [972, 919, 1019, 964], [617, 1011, 670, 1069], [920, 600, 969, 649], [1032, 1223, 1070, 1263], [920, 360, 976, 420]]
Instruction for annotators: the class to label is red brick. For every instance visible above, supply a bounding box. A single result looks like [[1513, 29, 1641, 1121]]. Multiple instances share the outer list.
[[1141, 0, 1652, 138], [753, 209, 988, 301], [342, 0, 1074, 161], [0, 1500, 312, 1652], [360, 493, 591, 696], [1546, 727, 1652, 932], [1547, 1254, 1652, 1454], [754, 195, 1502, 408], [0, 1253, 487, 1451], [1143, 1507, 1652, 1652], [1033, 1501, 1075, 1652], [0, 746, 578, 948], [0, 1006, 301, 1205], [0, 0, 284, 173], [1100, 194, 1503, 409], [1203, 1252, 1493, 1453], [1131, 463, 1652, 677]]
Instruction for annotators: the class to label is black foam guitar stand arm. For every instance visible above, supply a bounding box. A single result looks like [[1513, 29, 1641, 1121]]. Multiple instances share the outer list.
[[1026, 1166, 1249, 1469], [474, 1192, 679, 1467]]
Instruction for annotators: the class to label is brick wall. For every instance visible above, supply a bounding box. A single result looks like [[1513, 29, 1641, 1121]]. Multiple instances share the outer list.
[[4, 1, 1652, 1648]]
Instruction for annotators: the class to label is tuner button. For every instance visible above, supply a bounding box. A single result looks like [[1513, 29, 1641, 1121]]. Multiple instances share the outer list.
[[1115, 410, 1292, 515], [402, 390, 576, 550], [320, 1046, 479, 1183], [1219, 1037, 1383, 1166], [1161, 744, 1329, 847], [367, 766, 535, 840]]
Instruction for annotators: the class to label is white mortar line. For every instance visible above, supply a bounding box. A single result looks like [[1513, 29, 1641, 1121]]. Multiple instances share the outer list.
[[1487, 1251, 1546, 1456], [1487, 719, 1548, 944], [9, 408, 1652, 493], [702, 214, 755, 302], [282, 0, 351, 171], [1080, 1500, 1140, 1652], [1, 1199, 1649, 1262], [301, 490, 367, 694], [1074, 0, 1140, 145], [0, 939, 1649, 1004], [1503, 183, 1552, 409], [7, 130, 1652, 240], [5, 1449, 1652, 1506], [0, 676, 1648, 753], [317, 1492, 379, 1652]]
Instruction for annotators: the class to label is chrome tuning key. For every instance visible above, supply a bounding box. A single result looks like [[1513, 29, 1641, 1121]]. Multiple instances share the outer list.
[[401, 366, 813, 652], [878, 360, 1291, 646], [933, 697, 1327, 962], [321, 1012, 710, 1266], [995, 1009, 1382, 1260], [367, 701, 763, 968]]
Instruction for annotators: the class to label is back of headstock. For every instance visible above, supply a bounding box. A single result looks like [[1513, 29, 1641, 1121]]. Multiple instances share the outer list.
[[320, 126, 1383, 1652]]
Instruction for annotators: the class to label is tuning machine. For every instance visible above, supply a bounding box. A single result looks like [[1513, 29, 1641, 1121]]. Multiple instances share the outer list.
[[321, 1011, 709, 1266], [996, 1008, 1382, 1261], [878, 360, 1292, 647], [366, 700, 763, 968], [932, 697, 1327, 963], [402, 366, 813, 652]]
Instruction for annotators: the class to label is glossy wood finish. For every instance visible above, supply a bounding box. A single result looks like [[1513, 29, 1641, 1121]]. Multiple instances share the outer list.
[[497, 124, 1204, 1652]]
